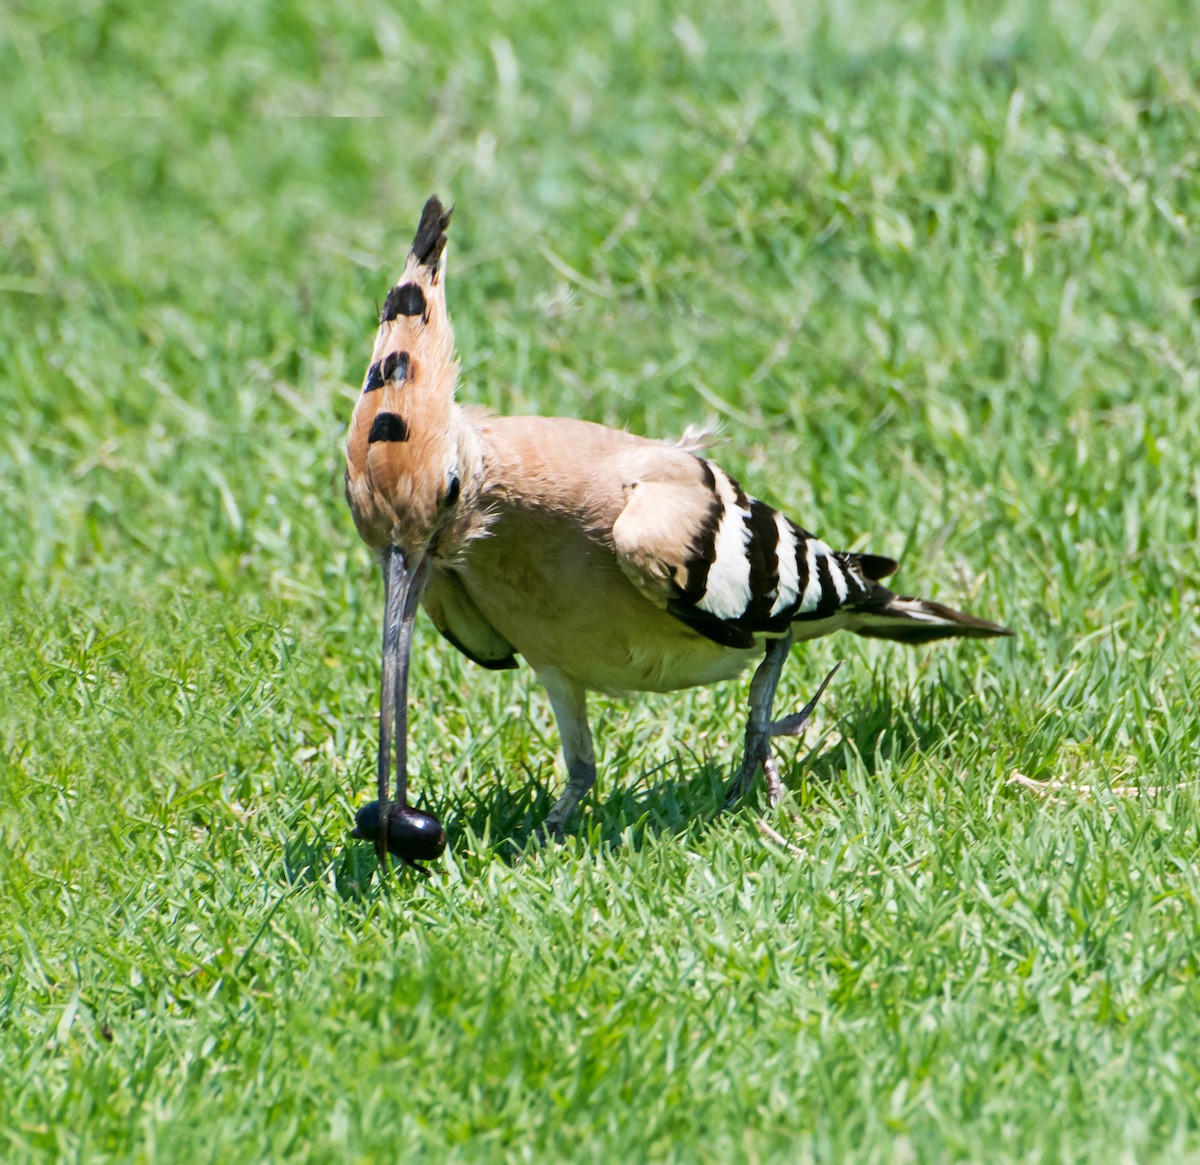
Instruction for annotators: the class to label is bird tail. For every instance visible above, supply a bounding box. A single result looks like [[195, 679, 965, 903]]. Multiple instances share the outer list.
[[846, 585, 1012, 645]]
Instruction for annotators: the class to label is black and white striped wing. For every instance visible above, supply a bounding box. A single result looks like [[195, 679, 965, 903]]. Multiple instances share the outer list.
[[612, 456, 897, 650]]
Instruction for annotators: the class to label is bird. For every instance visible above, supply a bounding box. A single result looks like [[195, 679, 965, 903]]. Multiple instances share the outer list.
[[344, 196, 1011, 862]]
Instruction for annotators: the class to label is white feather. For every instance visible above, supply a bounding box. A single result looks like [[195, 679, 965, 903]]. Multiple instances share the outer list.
[[798, 540, 825, 613], [771, 512, 799, 617], [698, 468, 753, 621], [828, 554, 849, 602], [890, 599, 945, 623]]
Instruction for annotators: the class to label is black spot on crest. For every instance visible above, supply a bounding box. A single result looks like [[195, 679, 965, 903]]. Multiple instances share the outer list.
[[382, 283, 426, 321], [368, 413, 410, 443], [381, 351, 410, 383], [363, 362, 384, 392]]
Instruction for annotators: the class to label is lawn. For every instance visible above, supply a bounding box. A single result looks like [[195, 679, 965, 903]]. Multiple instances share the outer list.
[[2, 0, 1200, 1160]]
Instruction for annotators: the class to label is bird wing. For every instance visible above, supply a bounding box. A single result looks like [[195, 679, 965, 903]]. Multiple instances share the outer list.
[[422, 566, 518, 670], [612, 452, 893, 650]]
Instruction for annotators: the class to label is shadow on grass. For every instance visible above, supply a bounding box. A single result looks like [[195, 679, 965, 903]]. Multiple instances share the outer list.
[[802, 683, 959, 784], [282, 682, 979, 893], [446, 753, 731, 860], [445, 681, 969, 855]]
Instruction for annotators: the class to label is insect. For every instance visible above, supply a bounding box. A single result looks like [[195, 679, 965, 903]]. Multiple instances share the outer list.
[[344, 197, 1010, 868], [349, 801, 445, 875]]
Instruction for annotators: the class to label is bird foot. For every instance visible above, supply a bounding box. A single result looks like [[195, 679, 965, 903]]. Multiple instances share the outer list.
[[532, 821, 567, 848], [723, 662, 842, 810], [516, 821, 566, 864]]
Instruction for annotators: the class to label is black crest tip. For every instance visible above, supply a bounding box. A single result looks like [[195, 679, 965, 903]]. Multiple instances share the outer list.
[[410, 196, 453, 267]]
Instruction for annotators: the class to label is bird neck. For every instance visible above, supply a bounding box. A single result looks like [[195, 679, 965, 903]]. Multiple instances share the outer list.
[[427, 405, 489, 563]]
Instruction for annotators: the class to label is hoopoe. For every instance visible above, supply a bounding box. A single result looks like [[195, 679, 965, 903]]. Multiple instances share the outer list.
[[345, 197, 1010, 867]]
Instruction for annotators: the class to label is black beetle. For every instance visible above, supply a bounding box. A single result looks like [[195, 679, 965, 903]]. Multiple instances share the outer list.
[[351, 801, 446, 873]]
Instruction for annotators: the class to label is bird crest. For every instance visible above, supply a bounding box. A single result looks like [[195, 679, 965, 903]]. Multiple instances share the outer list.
[[345, 197, 463, 554]]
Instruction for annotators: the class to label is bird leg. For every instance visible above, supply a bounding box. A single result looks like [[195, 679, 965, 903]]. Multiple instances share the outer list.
[[724, 634, 841, 809], [724, 634, 792, 808], [537, 669, 597, 842]]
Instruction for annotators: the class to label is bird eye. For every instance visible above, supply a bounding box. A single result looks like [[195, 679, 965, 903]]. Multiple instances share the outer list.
[[444, 472, 461, 508]]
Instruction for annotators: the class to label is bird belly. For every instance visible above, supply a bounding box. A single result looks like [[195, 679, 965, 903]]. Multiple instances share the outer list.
[[453, 512, 761, 694]]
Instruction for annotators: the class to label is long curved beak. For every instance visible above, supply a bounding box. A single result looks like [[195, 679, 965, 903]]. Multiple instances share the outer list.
[[376, 545, 431, 871]]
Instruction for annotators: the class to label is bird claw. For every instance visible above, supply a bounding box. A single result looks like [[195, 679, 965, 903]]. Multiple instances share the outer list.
[[767, 661, 842, 738], [531, 821, 566, 849], [514, 822, 566, 866], [723, 661, 842, 809], [768, 712, 816, 737]]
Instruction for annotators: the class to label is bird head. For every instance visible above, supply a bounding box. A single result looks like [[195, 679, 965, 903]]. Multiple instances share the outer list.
[[344, 196, 466, 568], [343, 196, 467, 870]]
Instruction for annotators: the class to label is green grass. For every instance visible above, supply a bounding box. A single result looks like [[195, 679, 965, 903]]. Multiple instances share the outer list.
[[3, 0, 1200, 1160]]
